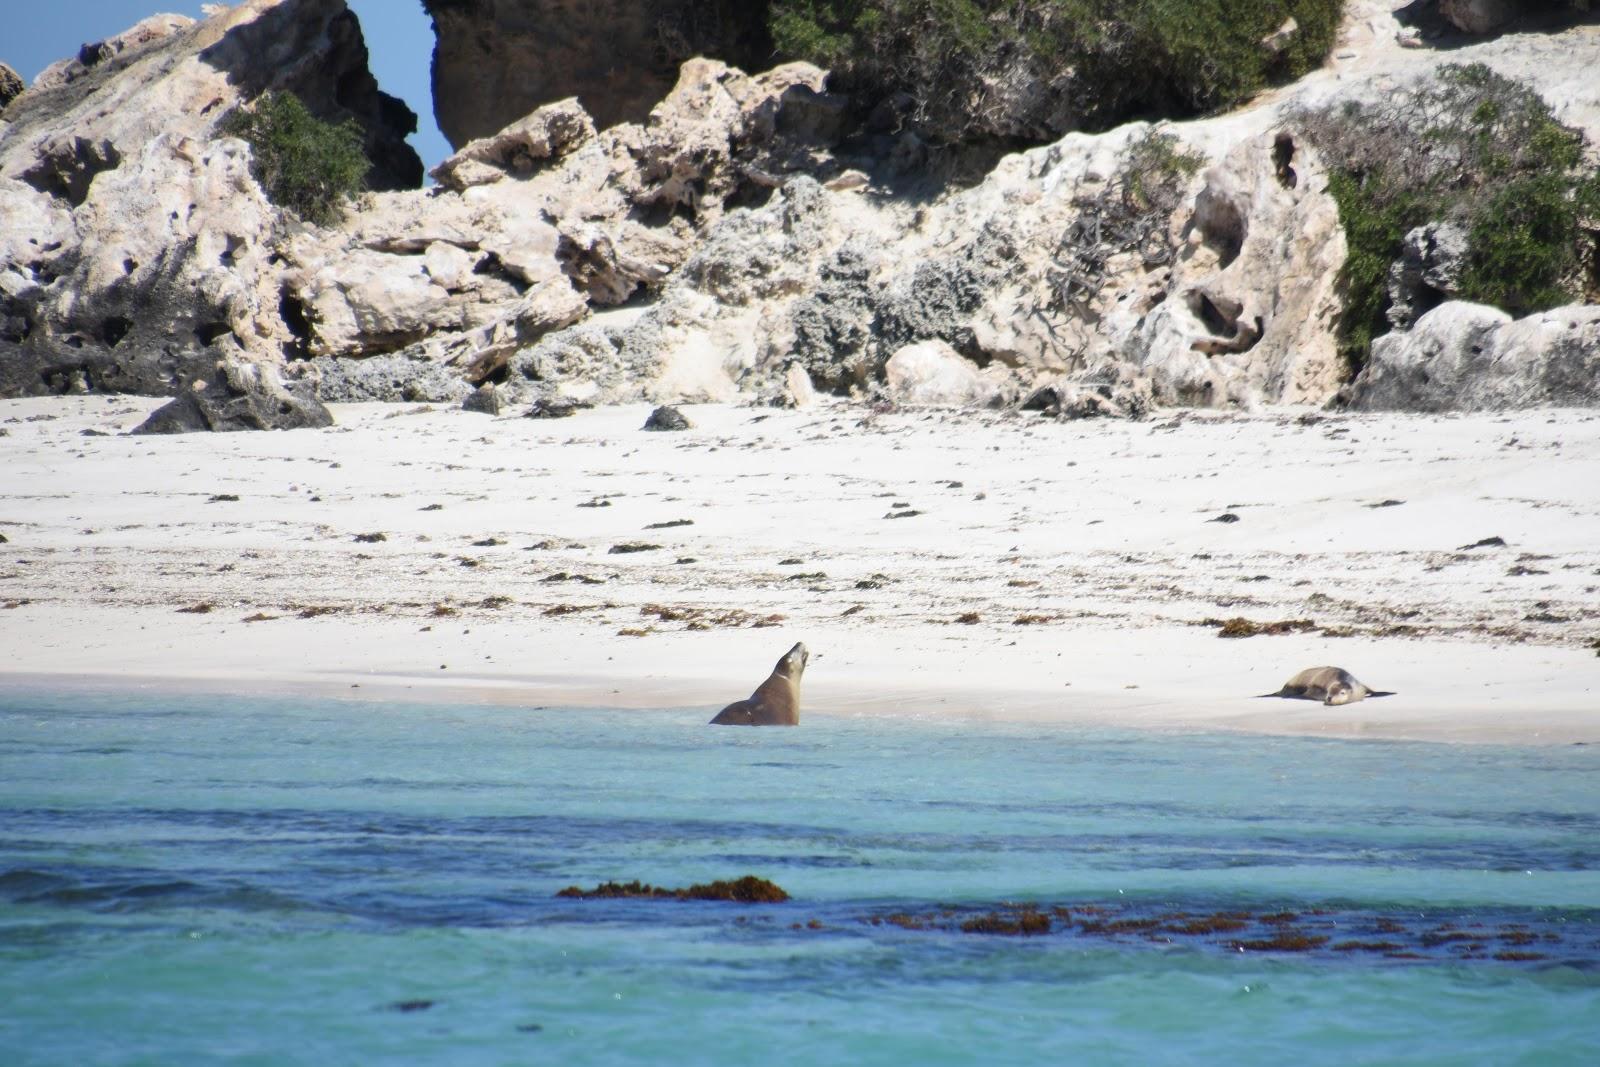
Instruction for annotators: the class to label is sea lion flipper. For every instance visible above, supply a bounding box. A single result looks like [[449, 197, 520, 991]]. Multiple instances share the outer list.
[[1365, 690, 1397, 699], [709, 700, 756, 726]]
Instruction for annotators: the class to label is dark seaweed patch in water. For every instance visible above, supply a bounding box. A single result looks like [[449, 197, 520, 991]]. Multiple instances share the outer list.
[[838, 900, 1598, 965], [556, 876, 790, 903], [1164, 913, 1251, 936], [1230, 932, 1330, 952], [959, 908, 1051, 936], [389, 1000, 435, 1013]]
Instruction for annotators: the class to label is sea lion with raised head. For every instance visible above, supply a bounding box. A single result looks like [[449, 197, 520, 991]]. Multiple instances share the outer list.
[[1261, 666, 1394, 706], [710, 642, 808, 726]]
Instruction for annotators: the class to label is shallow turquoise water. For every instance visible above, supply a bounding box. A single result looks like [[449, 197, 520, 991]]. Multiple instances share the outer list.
[[1, 688, 1597, 1065]]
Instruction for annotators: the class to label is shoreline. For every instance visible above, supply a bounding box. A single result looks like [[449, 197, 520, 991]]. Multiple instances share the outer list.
[[3, 612, 1594, 745], [2, 396, 1597, 745]]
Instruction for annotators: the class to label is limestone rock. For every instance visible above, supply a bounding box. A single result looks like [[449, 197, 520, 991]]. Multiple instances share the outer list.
[[133, 360, 333, 433], [1118, 130, 1347, 407], [421, 0, 772, 147], [1021, 379, 1155, 420], [883, 340, 1012, 408], [272, 57, 831, 393], [783, 363, 817, 408], [628, 59, 831, 232], [6, 2, 419, 191], [680, 176, 832, 307], [462, 383, 502, 414], [1347, 302, 1600, 411], [0, 0, 421, 399], [8, 1, 1600, 418], [0, 63, 24, 111], [31, 15, 196, 92], [307, 353, 472, 403], [643, 405, 691, 431], [524, 396, 591, 418], [1387, 222, 1469, 330], [430, 98, 595, 192]]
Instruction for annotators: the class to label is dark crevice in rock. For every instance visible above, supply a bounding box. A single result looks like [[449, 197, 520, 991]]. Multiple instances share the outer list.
[[1273, 131, 1298, 189], [1191, 191, 1245, 270], [195, 322, 234, 348], [279, 289, 313, 361], [471, 252, 531, 295], [99, 317, 133, 348], [1194, 291, 1235, 337]]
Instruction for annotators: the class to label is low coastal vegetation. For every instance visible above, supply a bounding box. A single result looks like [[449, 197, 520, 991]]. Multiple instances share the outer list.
[[1300, 64, 1600, 370], [1046, 129, 1203, 317], [220, 91, 370, 225], [769, 0, 1345, 140]]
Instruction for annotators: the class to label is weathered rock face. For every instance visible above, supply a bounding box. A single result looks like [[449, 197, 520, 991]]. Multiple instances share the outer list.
[[133, 359, 333, 433], [883, 340, 1016, 408], [1116, 130, 1348, 407], [5, 4, 418, 190], [4, 0, 1598, 416], [422, 0, 772, 147], [0, 0, 422, 400], [1439, 0, 1519, 35], [275, 58, 836, 405], [621, 119, 1347, 411], [0, 63, 23, 112], [1386, 222, 1469, 331], [1346, 302, 1600, 411]]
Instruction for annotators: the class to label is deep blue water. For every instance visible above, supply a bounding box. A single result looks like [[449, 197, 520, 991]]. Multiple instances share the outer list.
[[1, 688, 1597, 1064]]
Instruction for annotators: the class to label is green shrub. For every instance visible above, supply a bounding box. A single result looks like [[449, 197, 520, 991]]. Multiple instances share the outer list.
[[768, 1, 1344, 141], [1302, 64, 1600, 370], [220, 91, 370, 226]]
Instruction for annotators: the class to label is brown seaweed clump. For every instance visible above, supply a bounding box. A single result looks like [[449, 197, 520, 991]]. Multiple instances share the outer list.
[[1165, 913, 1250, 936], [1210, 617, 1317, 638], [556, 876, 789, 903], [960, 908, 1052, 936], [1230, 932, 1330, 952]]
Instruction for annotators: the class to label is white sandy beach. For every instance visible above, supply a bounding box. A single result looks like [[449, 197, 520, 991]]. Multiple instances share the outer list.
[[1, 396, 1596, 743]]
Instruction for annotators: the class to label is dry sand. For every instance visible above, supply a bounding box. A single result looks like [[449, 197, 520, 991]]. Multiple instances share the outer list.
[[2, 396, 1597, 743]]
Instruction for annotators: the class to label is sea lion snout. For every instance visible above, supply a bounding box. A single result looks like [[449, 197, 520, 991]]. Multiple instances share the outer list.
[[781, 642, 809, 676]]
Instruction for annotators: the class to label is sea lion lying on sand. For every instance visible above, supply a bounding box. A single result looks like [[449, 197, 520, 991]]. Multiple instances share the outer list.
[[710, 642, 808, 726], [1262, 666, 1394, 706]]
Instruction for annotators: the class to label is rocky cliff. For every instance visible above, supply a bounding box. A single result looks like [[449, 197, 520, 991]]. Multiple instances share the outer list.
[[0, 0, 420, 399], [422, 0, 772, 147], [2, 0, 1597, 418]]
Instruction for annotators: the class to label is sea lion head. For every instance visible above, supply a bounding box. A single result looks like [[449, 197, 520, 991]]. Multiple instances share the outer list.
[[775, 641, 809, 679], [1323, 683, 1355, 706]]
